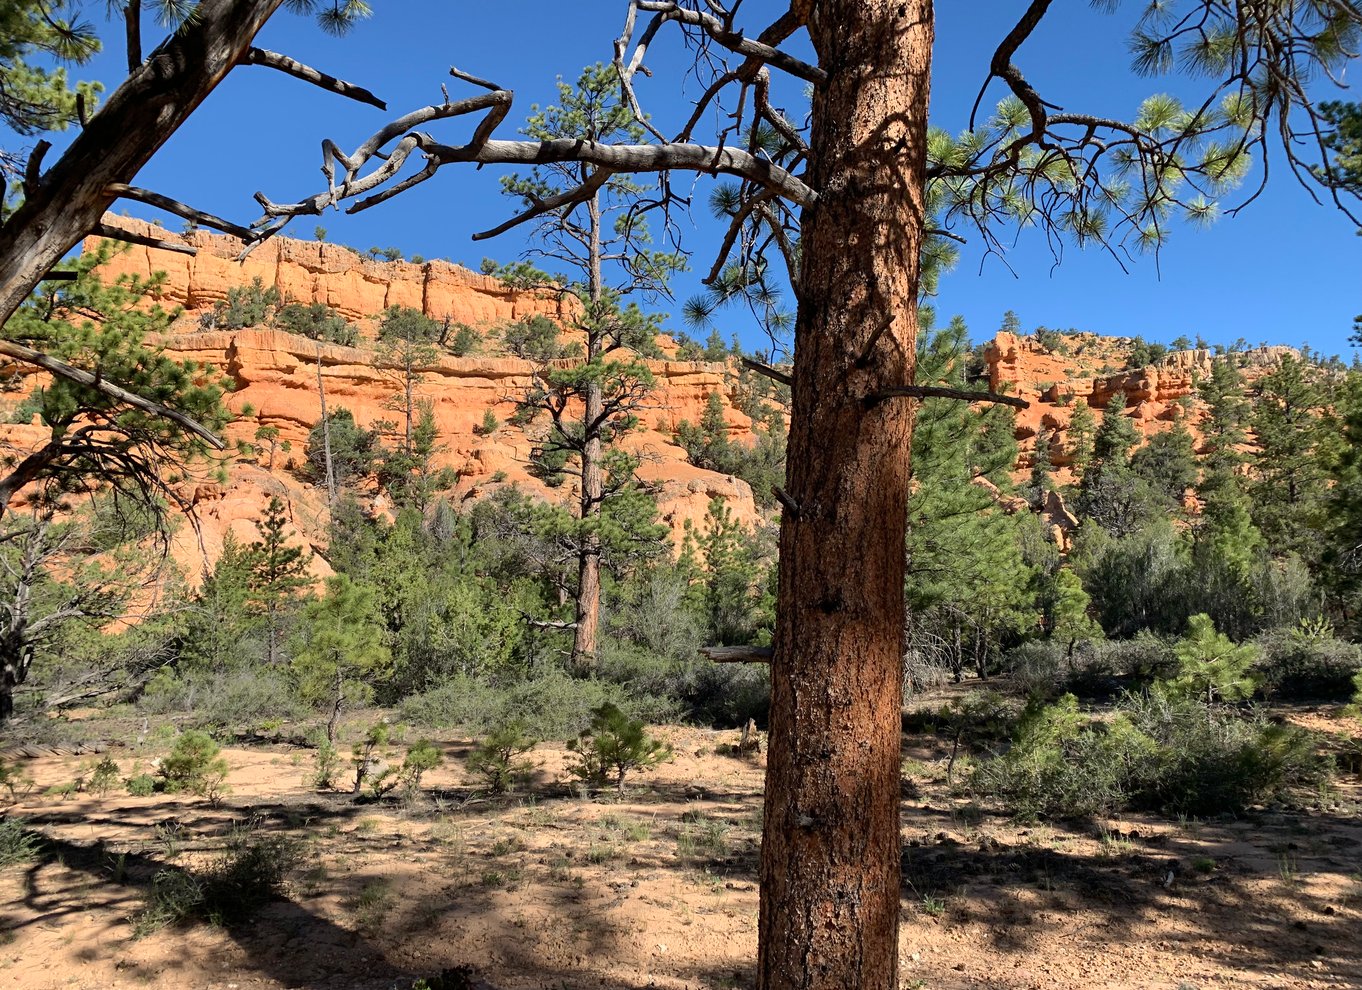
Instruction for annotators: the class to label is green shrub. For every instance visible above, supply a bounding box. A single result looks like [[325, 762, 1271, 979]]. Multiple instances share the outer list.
[[1254, 627, 1362, 700], [138, 668, 303, 732], [1168, 614, 1259, 704], [974, 690, 1333, 820], [350, 723, 390, 795], [500, 315, 566, 361], [448, 323, 481, 357], [398, 740, 443, 793], [312, 742, 341, 791], [273, 301, 359, 347], [400, 672, 676, 740], [160, 731, 230, 798], [973, 695, 1156, 820], [87, 757, 121, 796], [0, 818, 41, 869], [0, 757, 34, 801], [567, 703, 672, 795], [126, 774, 157, 797], [1124, 690, 1331, 815], [200, 277, 279, 330], [466, 723, 537, 794], [135, 822, 304, 934]]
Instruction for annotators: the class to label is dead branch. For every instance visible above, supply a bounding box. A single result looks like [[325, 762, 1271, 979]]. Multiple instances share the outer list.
[[864, 385, 1029, 410], [93, 223, 198, 256], [243, 48, 386, 109], [701, 645, 774, 663], [106, 184, 258, 241]]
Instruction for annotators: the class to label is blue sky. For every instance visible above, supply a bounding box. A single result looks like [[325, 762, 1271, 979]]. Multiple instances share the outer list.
[[13, 1, 1362, 355]]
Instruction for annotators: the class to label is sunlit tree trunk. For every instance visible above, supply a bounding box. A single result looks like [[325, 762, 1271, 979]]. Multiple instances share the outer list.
[[759, 3, 933, 989]]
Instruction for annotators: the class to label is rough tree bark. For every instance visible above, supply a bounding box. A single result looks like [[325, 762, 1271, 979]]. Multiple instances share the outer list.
[[759, 4, 933, 989], [571, 194, 606, 672], [0, 0, 288, 325]]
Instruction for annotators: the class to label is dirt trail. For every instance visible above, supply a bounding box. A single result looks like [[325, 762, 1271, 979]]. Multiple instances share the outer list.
[[1, 719, 1359, 990]]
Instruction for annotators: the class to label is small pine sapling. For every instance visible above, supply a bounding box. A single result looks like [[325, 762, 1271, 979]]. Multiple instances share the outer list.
[[159, 731, 229, 798], [567, 704, 672, 795], [398, 740, 443, 794], [351, 723, 390, 795], [1169, 613, 1260, 704], [466, 723, 538, 794]]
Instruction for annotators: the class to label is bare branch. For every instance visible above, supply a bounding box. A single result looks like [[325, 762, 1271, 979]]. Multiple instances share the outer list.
[[23, 140, 50, 198], [864, 385, 1029, 410], [0, 339, 224, 450], [243, 48, 387, 110], [93, 222, 197, 256], [701, 645, 773, 663], [741, 355, 792, 387], [106, 184, 258, 241]]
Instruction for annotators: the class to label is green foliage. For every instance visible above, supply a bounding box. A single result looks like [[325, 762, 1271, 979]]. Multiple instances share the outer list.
[[377, 305, 440, 344], [675, 392, 788, 508], [306, 407, 379, 490], [125, 774, 156, 797], [1168, 614, 1260, 704], [448, 323, 481, 357], [159, 731, 229, 797], [1250, 355, 1328, 557], [476, 408, 498, 436], [201, 277, 279, 331], [975, 690, 1331, 819], [906, 318, 1033, 678], [311, 742, 341, 791], [567, 703, 672, 794], [135, 821, 305, 934], [467, 723, 538, 794], [1, 242, 228, 509], [291, 574, 392, 741], [0, 817, 40, 870], [499, 315, 567, 361], [688, 498, 775, 647], [1254, 625, 1362, 700], [398, 739, 442, 793], [273, 301, 358, 346]]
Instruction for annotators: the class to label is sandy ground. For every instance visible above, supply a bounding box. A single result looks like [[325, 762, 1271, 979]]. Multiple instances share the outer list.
[[0, 708, 1359, 990]]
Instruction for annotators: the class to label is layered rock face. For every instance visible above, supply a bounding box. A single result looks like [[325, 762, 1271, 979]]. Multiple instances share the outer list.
[[984, 330, 1297, 483], [0, 221, 763, 579], [3, 220, 1294, 579]]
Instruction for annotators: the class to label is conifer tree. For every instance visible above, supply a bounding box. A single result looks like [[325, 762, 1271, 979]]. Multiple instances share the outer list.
[[0, 240, 228, 521], [1251, 354, 1328, 556], [500, 63, 683, 672], [1169, 613, 1259, 704], [291, 574, 391, 743], [1027, 427, 1053, 511], [1065, 399, 1097, 486], [247, 496, 315, 665], [1131, 418, 1198, 509]]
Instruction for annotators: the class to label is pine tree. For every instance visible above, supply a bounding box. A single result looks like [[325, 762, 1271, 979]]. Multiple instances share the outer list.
[[0, 240, 229, 520], [1131, 418, 1198, 508], [1168, 613, 1259, 704], [186, 532, 259, 673], [501, 63, 683, 672], [291, 574, 391, 744], [1065, 399, 1097, 485], [1048, 567, 1103, 661], [1250, 354, 1328, 556], [906, 319, 1034, 680], [1027, 427, 1053, 511], [248, 496, 315, 665]]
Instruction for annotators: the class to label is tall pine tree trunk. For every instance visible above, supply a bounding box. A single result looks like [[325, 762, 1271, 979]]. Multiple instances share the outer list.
[[571, 193, 605, 672], [759, 4, 932, 989]]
